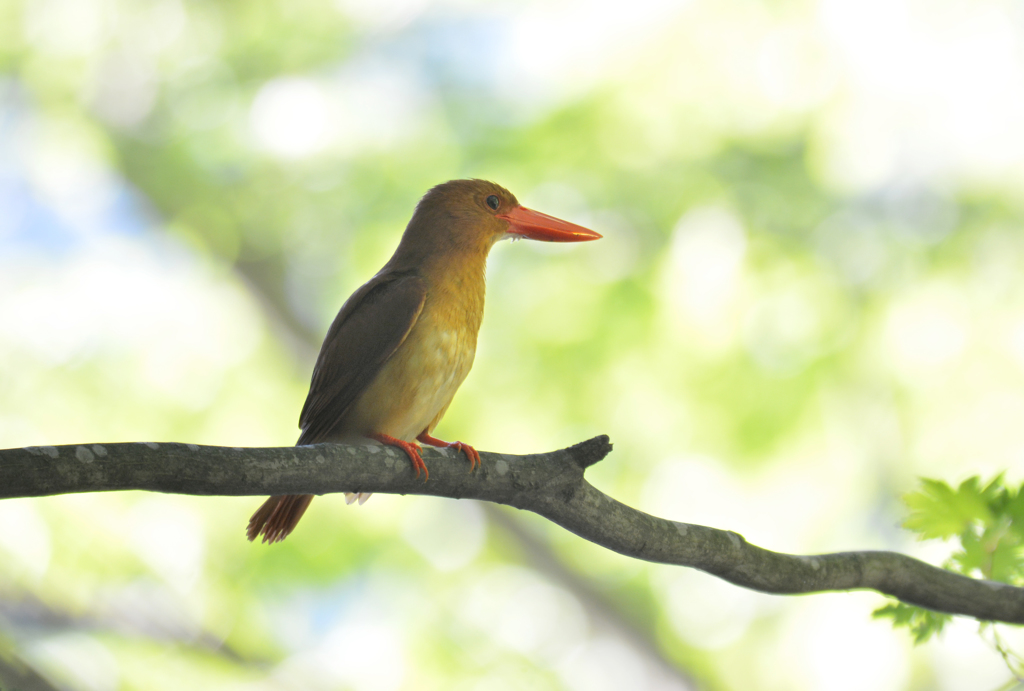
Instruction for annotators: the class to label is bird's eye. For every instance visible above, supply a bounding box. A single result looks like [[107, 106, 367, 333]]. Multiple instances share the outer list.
[[486, 195, 500, 210]]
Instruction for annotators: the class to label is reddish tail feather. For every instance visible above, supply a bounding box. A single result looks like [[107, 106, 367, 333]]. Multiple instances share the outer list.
[[247, 494, 314, 544]]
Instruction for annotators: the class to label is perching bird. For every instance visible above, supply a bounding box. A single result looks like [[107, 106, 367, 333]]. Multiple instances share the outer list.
[[247, 179, 601, 543]]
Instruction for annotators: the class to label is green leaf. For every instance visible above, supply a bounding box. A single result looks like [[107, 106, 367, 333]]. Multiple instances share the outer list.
[[873, 602, 951, 644], [1003, 483, 1024, 543], [902, 477, 994, 540], [884, 475, 1024, 644], [952, 531, 990, 577]]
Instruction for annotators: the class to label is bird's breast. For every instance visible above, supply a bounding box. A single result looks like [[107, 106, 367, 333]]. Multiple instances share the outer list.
[[344, 283, 483, 441]]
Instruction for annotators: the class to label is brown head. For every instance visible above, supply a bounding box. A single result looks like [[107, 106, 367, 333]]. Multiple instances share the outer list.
[[390, 179, 601, 271]]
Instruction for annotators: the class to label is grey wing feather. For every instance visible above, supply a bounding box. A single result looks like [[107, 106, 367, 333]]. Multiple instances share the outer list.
[[297, 272, 426, 444]]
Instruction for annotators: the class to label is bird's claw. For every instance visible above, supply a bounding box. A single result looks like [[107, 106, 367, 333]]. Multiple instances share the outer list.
[[452, 441, 481, 471], [408, 443, 429, 481], [417, 432, 481, 472], [370, 433, 429, 481]]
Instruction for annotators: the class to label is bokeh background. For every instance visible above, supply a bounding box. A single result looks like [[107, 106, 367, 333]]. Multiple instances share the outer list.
[[3, 0, 1024, 689]]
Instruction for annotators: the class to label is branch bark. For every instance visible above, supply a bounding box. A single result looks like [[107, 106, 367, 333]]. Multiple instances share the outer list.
[[3, 436, 1022, 624]]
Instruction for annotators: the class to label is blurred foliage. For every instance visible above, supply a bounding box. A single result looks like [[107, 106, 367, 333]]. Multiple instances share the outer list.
[[5, 0, 1024, 690]]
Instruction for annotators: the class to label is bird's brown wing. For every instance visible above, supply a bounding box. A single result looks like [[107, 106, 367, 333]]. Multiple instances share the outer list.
[[297, 271, 426, 444]]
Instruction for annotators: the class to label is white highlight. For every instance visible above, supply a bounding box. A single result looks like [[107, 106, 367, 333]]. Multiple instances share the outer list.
[[497, 0, 685, 120], [0, 500, 51, 579], [0, 235, 262, 412], [558, 637, 650, 691], [250, 78, 332, 158], [317, 620, 405, 691], [883, 286, 969, 376], [653, 566, 759, 650], [667, 206, 747, 324], [23, 0, 109, 57], [402, 498, 484, 572], [460, 566, 587, 665], [770, 599, 910, 691], [334, 0, 429, 31], [818, 0, 1024, 189], [88, 51, 158, 127], [248, 65, 426, 159], [129, 497, 206, 594], [25, 634, 119, 691]]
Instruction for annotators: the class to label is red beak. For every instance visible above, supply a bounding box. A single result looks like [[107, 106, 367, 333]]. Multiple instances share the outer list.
[[497, 206, 602, 243]]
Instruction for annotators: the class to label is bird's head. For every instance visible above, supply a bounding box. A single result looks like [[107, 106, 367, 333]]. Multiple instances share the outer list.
[[396, 179, 601, 265]]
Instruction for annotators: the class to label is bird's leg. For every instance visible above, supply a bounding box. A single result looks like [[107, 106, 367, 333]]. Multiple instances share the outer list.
[[416, 431, 481, 471], [369, 433, 429, 480]]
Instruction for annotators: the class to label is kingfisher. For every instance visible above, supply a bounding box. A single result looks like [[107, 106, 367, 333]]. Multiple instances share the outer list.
[[247, 179, 601, 543]]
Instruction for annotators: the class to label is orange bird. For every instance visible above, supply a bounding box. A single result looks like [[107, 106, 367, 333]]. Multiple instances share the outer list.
[[247, 179, 601, 543]]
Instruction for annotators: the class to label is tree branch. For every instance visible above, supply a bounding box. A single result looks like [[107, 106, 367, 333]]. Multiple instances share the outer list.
[[3, 436, 1022, 624]]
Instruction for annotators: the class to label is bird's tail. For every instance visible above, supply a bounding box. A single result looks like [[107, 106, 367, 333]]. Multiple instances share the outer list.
[[246, 494, 314, 544]]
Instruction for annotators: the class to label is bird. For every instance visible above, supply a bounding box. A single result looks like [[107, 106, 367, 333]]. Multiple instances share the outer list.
[[246, 179, 601, 543]]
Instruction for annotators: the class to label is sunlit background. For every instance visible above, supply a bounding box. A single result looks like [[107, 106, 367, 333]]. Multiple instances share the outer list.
[[3, 0, 1024, 688]]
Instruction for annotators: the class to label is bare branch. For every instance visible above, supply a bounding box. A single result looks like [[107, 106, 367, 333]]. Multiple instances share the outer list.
[[2, 436, 1022, 624]]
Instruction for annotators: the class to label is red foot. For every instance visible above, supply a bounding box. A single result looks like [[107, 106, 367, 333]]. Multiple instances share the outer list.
[[370, 433, 428, 480], [417, 432, 481, 471]]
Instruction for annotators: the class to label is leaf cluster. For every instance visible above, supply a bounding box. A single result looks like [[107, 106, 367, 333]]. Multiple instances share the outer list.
[[875, 475, 1024, 643]]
